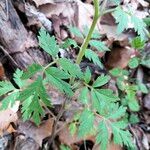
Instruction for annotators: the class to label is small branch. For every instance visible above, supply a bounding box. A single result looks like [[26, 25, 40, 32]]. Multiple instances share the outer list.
[[48, 97, 68, 147], [43, 59, 59, 71], [103, 8, 116, 15], [0, 45, 20, 68]]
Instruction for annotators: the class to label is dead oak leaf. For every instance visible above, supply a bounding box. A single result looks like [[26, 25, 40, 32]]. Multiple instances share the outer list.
[[18, 118, 54, 146]]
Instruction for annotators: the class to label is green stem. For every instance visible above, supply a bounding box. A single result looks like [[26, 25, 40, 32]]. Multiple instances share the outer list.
[[43, 58, 59, 71], [103, 8, 116, 15], [75, 0, 100, 65]]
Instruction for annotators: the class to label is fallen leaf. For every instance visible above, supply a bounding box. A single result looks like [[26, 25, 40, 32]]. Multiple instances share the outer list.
[[39, 3, 73, 19], [6, 124, 16, 134], [77, 3, 95, 30], [32, 0, 55, 7], [18, 118, 54, 146], [0, 103, 19, 135], [105, 46, 136, 69], [100, 25, 128, 42], [93, 142, 123, 150], [58, 124, 95, 147]]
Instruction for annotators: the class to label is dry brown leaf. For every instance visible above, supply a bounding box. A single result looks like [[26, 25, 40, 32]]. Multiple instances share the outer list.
[[0, 102, 19, 135], [58, 124, 95, 147], [59, 123, 122, 150], [105, 46, 136, 69], [38, 4, 62, 18], [32, 0, 55, 7], [77, 3, 94, 30], [93, 142, 123, 150], [101, 14, 116, 26], [100, 25, 128, 42], [6, 124, 16, 134], [18, 118, 54, 146]]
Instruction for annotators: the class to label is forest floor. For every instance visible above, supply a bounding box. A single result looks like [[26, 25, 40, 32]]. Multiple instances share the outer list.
[[0, 0, 150, 150]]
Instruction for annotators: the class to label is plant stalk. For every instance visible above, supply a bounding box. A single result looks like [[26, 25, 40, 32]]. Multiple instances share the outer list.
[[75, 0, 100, 65]]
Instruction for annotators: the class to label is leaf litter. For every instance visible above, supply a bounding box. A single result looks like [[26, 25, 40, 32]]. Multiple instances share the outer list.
[[0, 0, 150, 150]]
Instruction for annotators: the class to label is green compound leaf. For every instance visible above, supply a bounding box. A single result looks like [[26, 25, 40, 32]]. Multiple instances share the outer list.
[[113, 7, 147, 40], [58, 58, 83, 78], [84, 67, 91, 84], [22, 94, 44, 125], [38, 28, 59, 58], [69, 122, 77, 136], [78, 109, 95, 137], [131, 16, 147, 40], [116, 77, 125, 91], [1, 91, 19, 110], [137, 82, 148, 94], [96, 121, 109, 150], [13, 69, 27, 88], [128, 99, 140, 112], [125, 86, 140, 112], [128, 57, 140, 69], [141, 58, 150, 68], [89, 40, 109, 52], [94, 89, 119, 102], [109, 68, 123, 77], [0, 81, 16, 97], [129, 114, 139, 124], [111, 121, 133, 148], [131, 36, 145, 50], [46, 67, 73, 96], [68, 26, 83, 38], [91, 89, 119, 113], [143, 17, 150, 26], [19, 77, 51, 125], [93, 74, 110, 88], [79, 87, 89, 104], [46, 67, 70, 79], [61, 38, 78, 49], [85, 49, 103, 68], [107, 106, 126, 119], [22, 64, 43, 79], [113, 7, 129, 33]]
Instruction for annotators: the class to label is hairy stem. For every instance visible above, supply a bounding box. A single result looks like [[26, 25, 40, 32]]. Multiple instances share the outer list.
[[76, 0, 100, 65]]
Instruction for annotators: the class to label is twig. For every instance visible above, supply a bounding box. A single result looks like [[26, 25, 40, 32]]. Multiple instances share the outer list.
[[48, 97, 68, 147], [0, 45, 19, 68], [44, 105, 56, 121]]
